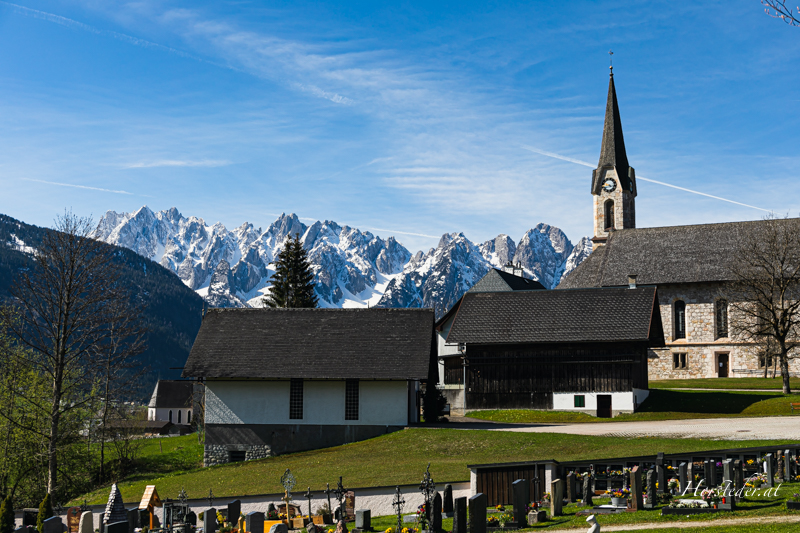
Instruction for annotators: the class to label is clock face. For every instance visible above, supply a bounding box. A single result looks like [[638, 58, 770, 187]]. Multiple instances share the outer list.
[[602, 178, 616, 193]]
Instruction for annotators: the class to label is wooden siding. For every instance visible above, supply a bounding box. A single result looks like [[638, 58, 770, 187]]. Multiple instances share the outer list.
[[444, 357, 464, 385], [475, 465, 546, 506]]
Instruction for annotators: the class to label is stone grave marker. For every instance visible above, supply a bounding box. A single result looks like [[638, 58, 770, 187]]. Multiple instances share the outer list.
[[467, 494, 486, 533], [22, 509, 38, 527], [566, 472, 576, 503], [656, 453, 666, 494], [733, 460, 743, 498], [204, 508, 217, 533], [678, 462, 688, 494], [78, 512, 93, 533], [185, 511, 196, 527], [43, 517, 63, 533], [14, 527, 32, 533], [630, 466, 644, 511], [228, 501, 242, 525], [550, 478, 564, 517], [452, 497, 466, 533], [126, 508, 139, 533], [246, 512, 265, 533], [512, 479, 529, 527], [432, 493, 442, 532], [786, 450, 792, 481], [644, 469, 655, 509], [104, 484, 127, 527], [765, 453, 775, 488], [355, 510, 371, 531], [66, 507, 82, 533], [777, 454, 784, 482], [722, 460, 734, 497], [268, 524, 288, 533], [581, 474, 593, 506], [106, 522, 127, 533], [443, 485, 453, 517]]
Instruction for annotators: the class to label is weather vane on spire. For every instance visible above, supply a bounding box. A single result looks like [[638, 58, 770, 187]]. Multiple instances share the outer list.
[[609, 49, 614, 75]]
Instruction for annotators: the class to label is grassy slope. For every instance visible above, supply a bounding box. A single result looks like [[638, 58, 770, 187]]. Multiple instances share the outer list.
[[466, 389, 800, 424], [74, 428, 797, 506], [650, 377, 800, 390]]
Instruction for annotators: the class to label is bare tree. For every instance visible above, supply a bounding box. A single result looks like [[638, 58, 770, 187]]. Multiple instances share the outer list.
[[0, 212, 145, 496], [728, 214, 800, 393], [762, 0, 800, 26]]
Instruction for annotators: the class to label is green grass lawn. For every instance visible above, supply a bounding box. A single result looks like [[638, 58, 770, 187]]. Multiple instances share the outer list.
[[72, 428, 799, 507], [465, 389, 800, 424], [651, 377, 800, 390]]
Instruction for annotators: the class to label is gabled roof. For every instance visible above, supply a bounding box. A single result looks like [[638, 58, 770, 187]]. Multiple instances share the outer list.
[[148, 380, 193, 409], [558, 218, 800, 289], [591, 71, 634, 194], [446, 286, 664, 346], [183, 308, 435, 380]]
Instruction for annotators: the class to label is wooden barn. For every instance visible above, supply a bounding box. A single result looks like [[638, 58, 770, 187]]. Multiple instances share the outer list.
[[439, 285, 665, 417]]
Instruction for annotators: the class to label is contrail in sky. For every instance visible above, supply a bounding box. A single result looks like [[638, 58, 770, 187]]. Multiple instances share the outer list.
[[522, 146, 772, 213], [22, 178, 137, 196]]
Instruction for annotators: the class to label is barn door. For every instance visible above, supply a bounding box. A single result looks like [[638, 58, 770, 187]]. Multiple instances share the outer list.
[[597, 395, 612, 418]]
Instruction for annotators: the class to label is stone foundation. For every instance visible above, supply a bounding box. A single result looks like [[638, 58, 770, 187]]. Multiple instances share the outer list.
[[204, 443, 273, 466]]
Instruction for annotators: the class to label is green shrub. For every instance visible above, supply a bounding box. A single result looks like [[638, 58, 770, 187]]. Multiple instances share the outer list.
[[0, 496, 15, 533], [36, 493, 53, 533]]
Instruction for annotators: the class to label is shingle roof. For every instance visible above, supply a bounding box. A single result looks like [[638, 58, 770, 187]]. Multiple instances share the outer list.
[[486, 269, 547, 291], [182, 308, 434, 380], [148, 380, 194, 408], [446, 287, 663, 345], [591, 72, 634, 194], [558, 218, 800, 289]]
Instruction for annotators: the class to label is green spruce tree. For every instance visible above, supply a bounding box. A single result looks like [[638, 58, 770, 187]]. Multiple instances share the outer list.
[[36, 493, 53, 532], [0, 495, 15, 533], [263, 234, 319, 308]]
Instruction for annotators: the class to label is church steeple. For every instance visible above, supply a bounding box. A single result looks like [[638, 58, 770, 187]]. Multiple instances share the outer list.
[[591, 66, 636, 249]]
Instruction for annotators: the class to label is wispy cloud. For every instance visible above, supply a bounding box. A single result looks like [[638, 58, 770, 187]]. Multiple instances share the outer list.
[[361, 227, 439, 239], [521, 145, 773, 213], [21, 178, 138, 195], [123, 159, 232, 169]]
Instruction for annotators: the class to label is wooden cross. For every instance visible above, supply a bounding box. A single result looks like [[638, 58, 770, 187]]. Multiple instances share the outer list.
[[323, 483, 334, 517]]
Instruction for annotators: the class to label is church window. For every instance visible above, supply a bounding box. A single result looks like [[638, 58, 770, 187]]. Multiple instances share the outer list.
[[177, 410, 182, 424], [716, 299, 729, 339], [345, 379, 359, 420], [604, 200, 615, 230], [674, 300, 686, 339], [168, 410, 173, 423], [759, 353, 774, 368], [673, 353, 687, 369], [290, 379, 304, 419]]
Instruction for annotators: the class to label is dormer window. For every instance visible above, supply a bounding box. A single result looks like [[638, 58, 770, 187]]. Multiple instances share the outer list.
[[604, 200, 615, 230], [674, 300, 686, 340]]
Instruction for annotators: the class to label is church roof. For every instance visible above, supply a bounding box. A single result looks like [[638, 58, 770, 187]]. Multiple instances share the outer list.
[[470, 268, 547, 293], [445, 286, 663, 346], [592, 70, 634, 194], [558, 218, 800, 288], [148, 380, 194, 409]]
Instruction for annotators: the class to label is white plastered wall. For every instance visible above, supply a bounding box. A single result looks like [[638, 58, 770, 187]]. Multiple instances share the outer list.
[[551, 388, 649, 414], [148, 407, 192, 424]]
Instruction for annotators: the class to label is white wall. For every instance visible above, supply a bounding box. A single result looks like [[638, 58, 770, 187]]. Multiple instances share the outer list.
[[148, 407, 193, 424], [436, 315, 461, 384], [205, 379, 410, 426], [551, 388, 649, 414]]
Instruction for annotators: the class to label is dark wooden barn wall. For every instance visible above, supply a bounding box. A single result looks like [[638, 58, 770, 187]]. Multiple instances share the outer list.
[[476, 465, 546, 507]]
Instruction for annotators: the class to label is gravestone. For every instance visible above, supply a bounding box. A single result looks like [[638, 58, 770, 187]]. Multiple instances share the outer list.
[[228, 501, 242, 525], [566, 473, 577, 503], [185, 512, 196, 527], [630, 466, 644, 511], [581, 474, 593, 506], [204, 508, 217, 533], [443, 485, 453, 517], [78, 512, 93, 533], [43, 517, 63, 533], [526, 510, 546, 524], [777, 454, 784, 482], [452, 497, 466, 533], [656, 453, 666, 494], [765, 453, 775, 488], [733, 460, 743, 497], [246, 512, 265, 533], [106, 522, 128, 533], [512, 479, 529, 528], [786, 450, 792, 481], [67, 507, 82, 533], [268, 524, 288, 533], [355, 510, 371, 531], [14, 527, 32, 533], [722, 460, 734, 498], [105, 484, 127, 526], [432, 493, 442, 532], [126, 508, 139, 533], [345, 492, 356, 522], [644, 469, 655, 508], [550, 479, 564, 517], [22, 510, 38, 527], [467, 494, 486, 533], [677, 462, 687, 494]]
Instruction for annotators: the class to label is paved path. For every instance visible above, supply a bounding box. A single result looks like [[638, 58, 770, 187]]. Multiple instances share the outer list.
[[433, 416, 800, 440], [542, 515, 800, 531]]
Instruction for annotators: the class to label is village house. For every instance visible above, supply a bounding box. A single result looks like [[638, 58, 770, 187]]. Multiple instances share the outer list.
[[559, 67, 800, 380], [182, 307, 435, 466], [147, 380, 195, 426]]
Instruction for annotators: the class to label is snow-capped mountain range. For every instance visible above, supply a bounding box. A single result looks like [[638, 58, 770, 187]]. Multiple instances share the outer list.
[[94, 207, 591, 316]]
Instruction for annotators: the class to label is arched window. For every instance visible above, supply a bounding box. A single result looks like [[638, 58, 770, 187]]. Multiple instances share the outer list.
[[168, 410, 173, 423], [187, 411, 191, 424], [177, 410, 182, 424], [674, 300, 686, 340], [716, 299, 729, 338], [604, 200, 615, 230]]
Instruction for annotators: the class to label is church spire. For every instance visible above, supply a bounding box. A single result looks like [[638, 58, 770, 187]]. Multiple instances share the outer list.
[[597, 67, 630, 178]]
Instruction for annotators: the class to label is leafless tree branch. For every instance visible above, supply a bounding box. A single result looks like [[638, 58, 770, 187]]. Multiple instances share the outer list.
[[763, 0, 800, 26]]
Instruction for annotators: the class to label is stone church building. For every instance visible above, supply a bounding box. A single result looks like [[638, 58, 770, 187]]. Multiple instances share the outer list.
[[559, 66, 800, 380]]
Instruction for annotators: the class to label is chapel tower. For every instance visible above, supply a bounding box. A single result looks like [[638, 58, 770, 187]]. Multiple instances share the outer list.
[[591, 66, 636, 249]]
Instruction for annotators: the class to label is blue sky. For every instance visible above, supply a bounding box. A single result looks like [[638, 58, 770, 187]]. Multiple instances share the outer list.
[[1, 0, 799, 253]]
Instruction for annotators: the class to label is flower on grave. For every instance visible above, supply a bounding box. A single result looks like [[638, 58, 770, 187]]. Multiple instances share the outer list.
[[716, 462, 723, 468], [487, 517, 499, 525], [543, 492, 551, 502], [401, 528, 409, 533], [606, 489, 628, 499], [668, 478, 679, 490], [385, 528, 394, 533], [498, 513, 513, 527], [747, 459, 755, 466], [495, 504, 505, 511]]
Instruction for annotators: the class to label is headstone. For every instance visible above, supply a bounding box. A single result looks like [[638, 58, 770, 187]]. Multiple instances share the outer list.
[[246, 512, 265, 533], [581, 474, 593, 506], [656, 453, 666, 494], [204, 508, 217, 533], [78, 512, 93, 533], [645, 469, 655, 508], [765, 453, 775, 488], [106, 522, 127, 533], [452, 497, 466, 533], [786, 450, 792, 481], [630, 466, 644, 511], [14, 527, 32, 533], [777, 454, 784, 482], [707, 460, 718, 488], [432, 492, 442, 532], [443, 485, 454, 516], [335, 520, 348, 533], [733, 460, 744, 497], [355, 510, 371, 531], [512, 479, 529, 527], [345, 492, 356, 522], [526, 510, 546, 524], [23, 510, 38, 527], [268, 524, 288, 533], [550, 478, 564, 517], [104, 484, 128, 526], [722, 460, 734, 497], [678, 463, 688, 494], [66, 508, 82, 533], [566, 472, 577, 503], [228, 501, 242, 525], [467, 494, 486, 533], [43, 517, 63, 533], [185, 512, 196, 527], [126, 508, 139, 533]]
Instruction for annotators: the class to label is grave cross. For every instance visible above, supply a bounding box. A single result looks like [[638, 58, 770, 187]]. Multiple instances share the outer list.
[[179, 488, 188, 506], [208, 489, 214, 509], [80, 500, 89, 514], [281, 469, 297, 517], [54, 501, 63, 519], [533, 471, 540, 504], [323, 483, 334, 517], [333, 477, 348, 521], [419, 463, 436, 522], [392, 486, 405, 533], [304, 487, 314, 519]]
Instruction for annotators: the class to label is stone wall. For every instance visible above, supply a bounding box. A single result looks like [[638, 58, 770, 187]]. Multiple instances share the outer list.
[[204, 443, 272, 466]]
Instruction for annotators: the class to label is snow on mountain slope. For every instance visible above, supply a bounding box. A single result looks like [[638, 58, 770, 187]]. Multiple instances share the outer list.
[[95, 207, 590, 315]]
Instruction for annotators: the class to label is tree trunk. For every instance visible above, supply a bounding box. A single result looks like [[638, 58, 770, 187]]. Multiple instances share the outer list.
[[780, 341, 792, 394], [47, 401, 60, 495]]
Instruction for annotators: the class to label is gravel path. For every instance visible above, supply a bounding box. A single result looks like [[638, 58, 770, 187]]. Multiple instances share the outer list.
[[541, 515, 800, 531]]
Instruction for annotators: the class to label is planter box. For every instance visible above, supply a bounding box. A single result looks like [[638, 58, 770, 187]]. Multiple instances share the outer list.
[[312, 515, 332, 525], [786, 501, 800, 510], [292, 517, 309, 529]]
